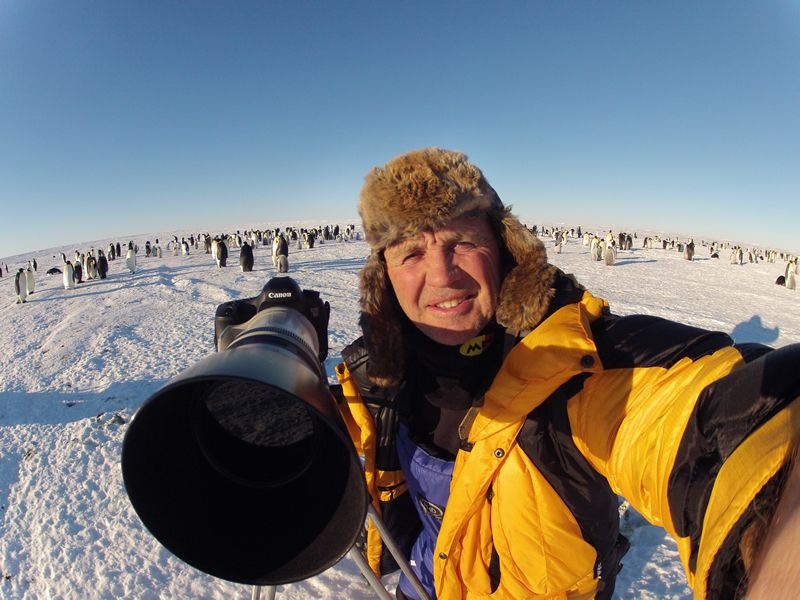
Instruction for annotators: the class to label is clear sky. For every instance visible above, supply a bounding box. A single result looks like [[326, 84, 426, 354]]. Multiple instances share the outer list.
[[2, 1, 799, 259]]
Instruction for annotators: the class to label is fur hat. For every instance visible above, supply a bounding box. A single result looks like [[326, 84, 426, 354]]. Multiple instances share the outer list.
[[358, 147, 558, 386]]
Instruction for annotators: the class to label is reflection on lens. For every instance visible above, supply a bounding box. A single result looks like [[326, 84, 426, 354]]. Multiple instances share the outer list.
[[193, 379, 319, 489], [205, 380, 314, 446]]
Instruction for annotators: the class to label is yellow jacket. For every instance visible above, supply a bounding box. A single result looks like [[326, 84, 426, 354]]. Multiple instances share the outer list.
[[336, 285, 800, 599]]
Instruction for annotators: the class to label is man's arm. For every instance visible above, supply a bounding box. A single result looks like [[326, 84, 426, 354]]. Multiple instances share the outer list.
[[746, 451, 800, 598]]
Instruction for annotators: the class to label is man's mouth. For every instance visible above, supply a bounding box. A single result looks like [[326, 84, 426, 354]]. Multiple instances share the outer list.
[[432, 294, 474, 309]]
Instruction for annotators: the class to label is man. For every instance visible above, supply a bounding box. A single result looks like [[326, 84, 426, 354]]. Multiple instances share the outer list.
[[333, 148, 800, 599]]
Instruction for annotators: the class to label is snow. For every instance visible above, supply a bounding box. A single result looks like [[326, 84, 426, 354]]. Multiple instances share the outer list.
[[1, 224, 798, 599]]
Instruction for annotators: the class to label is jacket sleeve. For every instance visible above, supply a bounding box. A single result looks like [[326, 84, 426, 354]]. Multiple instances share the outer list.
[[571, 314, 800, 598]]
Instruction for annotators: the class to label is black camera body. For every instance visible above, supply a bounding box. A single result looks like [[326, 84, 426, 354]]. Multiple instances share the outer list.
[[214, 276, 329, 363]]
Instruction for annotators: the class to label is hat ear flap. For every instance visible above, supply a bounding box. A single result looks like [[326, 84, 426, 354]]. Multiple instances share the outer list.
[[495, 212, 557, 334], [359, 252, 404, 387]]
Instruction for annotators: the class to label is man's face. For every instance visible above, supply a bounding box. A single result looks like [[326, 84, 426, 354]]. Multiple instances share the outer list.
[[384, 214, 502, 346]]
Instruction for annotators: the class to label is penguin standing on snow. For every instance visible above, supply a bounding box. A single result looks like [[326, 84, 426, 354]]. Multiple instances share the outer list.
[[73, 259, 83, 284], [15, 269, 28, 303], [24, 264, 35, 295], [239, 242, 254, 272], [787, 270, 797, 291], [216, 239, 228, 268], [87, 255, 99, 280], [126, 247, 136, 274], [97, 250, 109, 279], [63, 261, 75, 289]]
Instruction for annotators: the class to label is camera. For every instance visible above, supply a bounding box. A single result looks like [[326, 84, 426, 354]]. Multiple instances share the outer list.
[[214, 276, 329, 361], [120, 276, 368, 587]]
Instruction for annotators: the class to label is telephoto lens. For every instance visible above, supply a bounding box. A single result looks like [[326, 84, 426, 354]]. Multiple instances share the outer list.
[[121, 277, 367, 586]]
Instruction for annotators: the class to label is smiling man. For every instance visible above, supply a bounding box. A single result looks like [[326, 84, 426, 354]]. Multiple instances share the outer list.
[[335, 148, 800, 600], [382, 214, 502, 347]]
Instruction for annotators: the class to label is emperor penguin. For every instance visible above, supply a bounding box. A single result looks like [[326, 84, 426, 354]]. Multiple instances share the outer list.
[[87, 255, 99, 280], [272, 234, 288, 268], [116, 242, 122, 258], [73, 259, 83, 284], [216, 239, 228, 268], [24, 265, 35, 295], [683, 240, 695, 261], [591, 237, 603, 262], [97, 250, 109, 279], [63, 261, 76, 290], [239, 242, 254, 272], [787, 270, 797, 291], [15, 269, 28, 303], [604, 242, 617, 266], [155, 245, 162, 258], [126, 247, 136, 274]]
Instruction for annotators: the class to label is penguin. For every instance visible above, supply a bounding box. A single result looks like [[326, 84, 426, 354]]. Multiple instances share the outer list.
[[683, 240, 695, 261], [73, 260, 83, 284], [272, 234, 288, 268], [32, 258, 37, 271], [116, 242, 122, 258], [47, 267, 62, 276], [145, 241, 152, 257], [155, 245, 162, 258], [24, 265, 35, 295], [126, 247, 136, 274], [85, 255, 98, 280], [97, 250, 108, 279], [63, 261, 76, 290], [216, 239, 228, 268], [15, 269, 28, 303], [603, 242, 617, 266], [108, 243, 116, 260], [239, 242, 254, 272]]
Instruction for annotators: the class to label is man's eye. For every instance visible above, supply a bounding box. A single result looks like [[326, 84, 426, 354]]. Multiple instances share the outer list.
[[402, 251, 423, 262], [454, 241, 477, 251]]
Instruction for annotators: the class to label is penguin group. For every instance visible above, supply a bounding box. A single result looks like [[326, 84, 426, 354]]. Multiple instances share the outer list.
[[11, 222, 361, 304]]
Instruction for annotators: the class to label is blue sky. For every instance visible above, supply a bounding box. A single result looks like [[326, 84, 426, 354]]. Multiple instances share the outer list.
[[2, 1, 799, 259]]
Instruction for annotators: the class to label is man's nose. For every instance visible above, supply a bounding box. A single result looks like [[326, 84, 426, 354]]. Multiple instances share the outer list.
[[426, 249, 458, 285]]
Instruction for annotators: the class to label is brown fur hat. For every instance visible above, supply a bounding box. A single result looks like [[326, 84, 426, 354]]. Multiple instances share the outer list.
[[358, 147, 558, 386]]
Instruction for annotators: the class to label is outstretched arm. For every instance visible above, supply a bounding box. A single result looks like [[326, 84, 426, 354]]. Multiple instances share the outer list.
[[746, 451, 800, 598]]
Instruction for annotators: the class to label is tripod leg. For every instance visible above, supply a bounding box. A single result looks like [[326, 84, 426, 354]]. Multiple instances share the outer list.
[[348, 546, 393, 600], [251, 585, 276, 600]]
